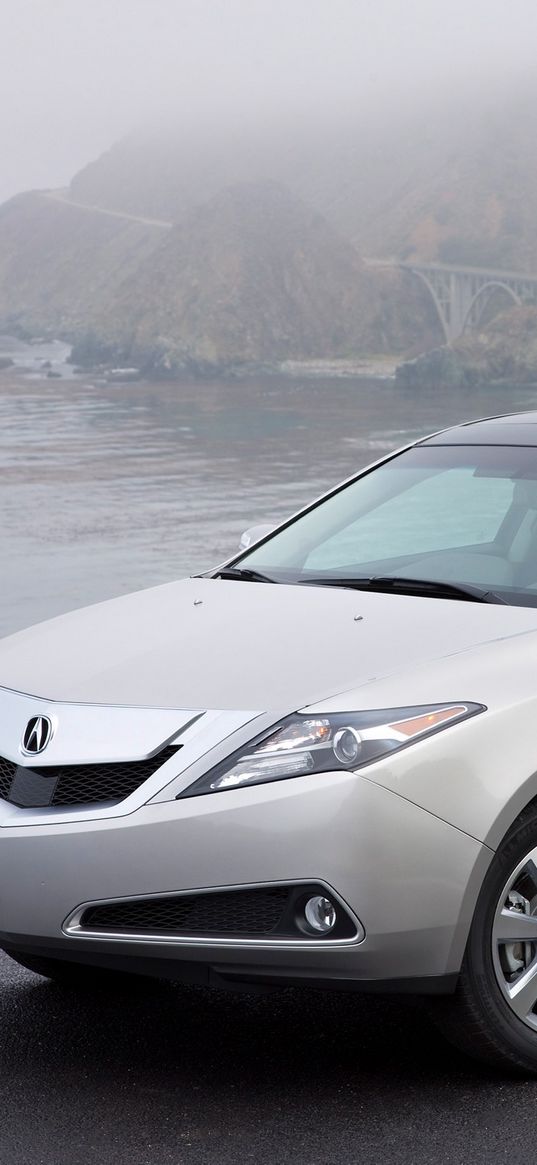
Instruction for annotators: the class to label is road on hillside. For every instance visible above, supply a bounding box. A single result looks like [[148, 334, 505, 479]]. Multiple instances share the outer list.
[[42, 190, 173, 229], [0, 950, 534, 1164]]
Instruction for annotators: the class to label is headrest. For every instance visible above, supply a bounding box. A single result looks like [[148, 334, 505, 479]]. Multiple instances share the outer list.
[[513, 479, 537, 508]]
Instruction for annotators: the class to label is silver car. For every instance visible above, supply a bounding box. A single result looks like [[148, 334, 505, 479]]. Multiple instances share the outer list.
[[6, 411, 537, 1072]]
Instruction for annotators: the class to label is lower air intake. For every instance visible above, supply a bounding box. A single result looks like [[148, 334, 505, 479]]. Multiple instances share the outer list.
[[81, 888, 290, 937]]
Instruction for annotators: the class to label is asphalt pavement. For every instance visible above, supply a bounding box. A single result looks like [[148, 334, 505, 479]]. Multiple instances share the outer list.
[[0, 950, 533, 1165]]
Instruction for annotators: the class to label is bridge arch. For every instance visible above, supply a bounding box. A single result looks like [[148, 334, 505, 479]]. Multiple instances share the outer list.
[[395, 259, 537, 343], [462, 280, 521, 334], [405, 268, 450, 343]]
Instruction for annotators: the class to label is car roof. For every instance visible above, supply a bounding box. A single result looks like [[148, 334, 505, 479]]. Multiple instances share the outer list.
[[420, 411, 537, 447]]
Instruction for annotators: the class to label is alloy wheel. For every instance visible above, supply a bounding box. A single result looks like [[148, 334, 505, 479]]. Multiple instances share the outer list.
[[492, 848, 537, 1031]]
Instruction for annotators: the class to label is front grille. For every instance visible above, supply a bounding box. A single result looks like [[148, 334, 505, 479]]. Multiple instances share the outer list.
[[81, 888, 290, 937], [0, 745, 180, 809]]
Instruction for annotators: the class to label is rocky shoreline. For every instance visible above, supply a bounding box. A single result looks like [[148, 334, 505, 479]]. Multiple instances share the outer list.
[[0, 334, 400, 386], [396, 306, 537, 389], [9, 304, 537, 390], [68, 332, 401, 382]]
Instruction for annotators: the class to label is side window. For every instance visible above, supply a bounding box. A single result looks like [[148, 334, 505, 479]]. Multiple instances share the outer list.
[[304, 469, 514, 570]]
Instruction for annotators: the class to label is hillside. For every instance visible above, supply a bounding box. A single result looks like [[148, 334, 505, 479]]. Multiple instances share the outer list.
[[3, 89, 537, 375], [70, 94, 537, 272], [101, 181, 375, 372], [0, 180, 437, 375], [360, 102, 537, 271], [0, 191, 164, 340], [74, 182, 437, 375]]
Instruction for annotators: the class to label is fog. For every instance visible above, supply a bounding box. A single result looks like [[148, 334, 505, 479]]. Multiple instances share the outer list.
[[1, 0, 537, 206]]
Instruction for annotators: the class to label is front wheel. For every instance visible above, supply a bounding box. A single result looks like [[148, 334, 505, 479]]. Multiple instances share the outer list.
[[433, 804, 537, 1073]]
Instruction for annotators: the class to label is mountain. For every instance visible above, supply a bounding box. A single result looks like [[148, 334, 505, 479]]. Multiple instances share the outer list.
[[96, 180, 376, 372], [0, 180, 437, 375], [0, 190, 163, 342], [69, 93, 537, 272], [3, 89, 537, 375], [77, 181, 438, 374], [358, 101, 537, 271]]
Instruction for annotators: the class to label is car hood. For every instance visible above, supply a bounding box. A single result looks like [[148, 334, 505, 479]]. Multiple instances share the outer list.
[[1, 576, 537, 711]]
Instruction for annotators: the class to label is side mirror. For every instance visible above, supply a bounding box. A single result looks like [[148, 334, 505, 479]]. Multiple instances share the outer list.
[[239, 524, 274, 551]]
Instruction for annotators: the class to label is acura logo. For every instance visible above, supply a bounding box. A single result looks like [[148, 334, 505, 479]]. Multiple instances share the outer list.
[[21, 716, 53, 755]]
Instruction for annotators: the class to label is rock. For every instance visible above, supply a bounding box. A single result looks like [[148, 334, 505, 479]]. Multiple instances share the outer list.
[[396, 346, 477, 388], [396, 305, 537, 388]]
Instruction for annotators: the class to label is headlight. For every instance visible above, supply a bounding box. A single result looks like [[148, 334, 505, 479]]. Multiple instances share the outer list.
[[178, 702, 484, 797]]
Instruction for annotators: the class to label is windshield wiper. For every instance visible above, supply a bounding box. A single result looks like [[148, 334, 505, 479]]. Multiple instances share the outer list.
[[301, 574, 508, 604], [214, 567, 278, 584]]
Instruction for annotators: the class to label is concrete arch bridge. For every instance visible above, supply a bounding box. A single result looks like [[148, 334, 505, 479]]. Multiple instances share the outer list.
[[369, 259, 537, 343]]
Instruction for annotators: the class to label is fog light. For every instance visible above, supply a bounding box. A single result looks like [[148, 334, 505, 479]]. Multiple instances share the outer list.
[[304, 895, 337, 934]]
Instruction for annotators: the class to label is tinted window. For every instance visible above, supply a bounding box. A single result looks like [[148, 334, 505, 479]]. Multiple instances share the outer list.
[[238, 444, 537, 603], [305, 467, 513, 570]]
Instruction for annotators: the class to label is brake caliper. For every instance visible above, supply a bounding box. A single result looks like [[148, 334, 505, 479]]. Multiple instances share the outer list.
[[504, 890, 532, 976]]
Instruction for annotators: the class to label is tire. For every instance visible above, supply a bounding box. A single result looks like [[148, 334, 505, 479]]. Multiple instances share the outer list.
[[432, 803, 537, 1074], [5, 949, 148, 990]]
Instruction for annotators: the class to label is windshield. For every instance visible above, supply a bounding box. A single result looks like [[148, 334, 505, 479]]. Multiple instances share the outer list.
[[234, 444, 537, 606]]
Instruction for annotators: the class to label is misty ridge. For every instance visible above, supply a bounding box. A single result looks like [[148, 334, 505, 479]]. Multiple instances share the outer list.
[[2, 80, 537, 387]]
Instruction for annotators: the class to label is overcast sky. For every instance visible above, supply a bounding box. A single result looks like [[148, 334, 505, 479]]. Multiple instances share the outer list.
[[1, 0, 536, 206]]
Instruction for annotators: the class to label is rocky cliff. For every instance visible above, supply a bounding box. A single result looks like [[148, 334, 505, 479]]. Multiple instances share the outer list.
[[0, 181, 437, 376], [396, 306, 537, 388], [97, 182, 443, 374]]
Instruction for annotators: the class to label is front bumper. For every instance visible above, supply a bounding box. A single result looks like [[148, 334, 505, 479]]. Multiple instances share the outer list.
[[0, 767, 491, 991]]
